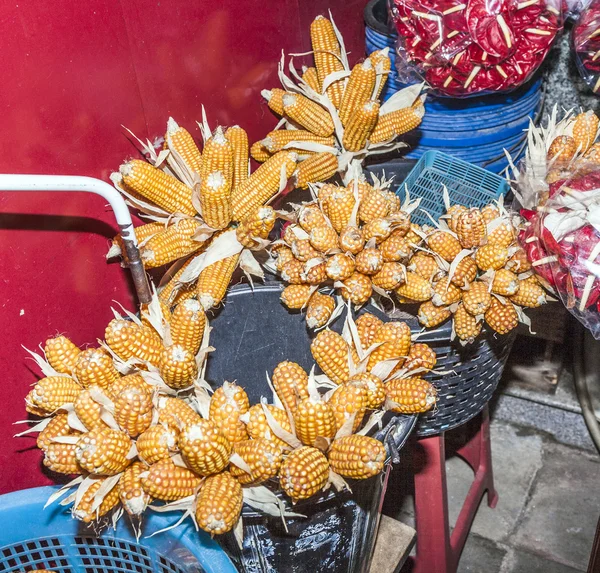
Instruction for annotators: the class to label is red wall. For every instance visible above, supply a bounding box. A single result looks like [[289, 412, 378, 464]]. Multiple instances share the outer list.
[[0, 0, 367, 493]]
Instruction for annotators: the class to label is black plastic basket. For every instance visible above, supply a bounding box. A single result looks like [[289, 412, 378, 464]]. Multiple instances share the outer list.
[[205, 283, 416, 573]]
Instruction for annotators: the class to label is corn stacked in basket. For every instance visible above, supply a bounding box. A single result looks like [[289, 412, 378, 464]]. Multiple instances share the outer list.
[[19, 304, 437, 536]]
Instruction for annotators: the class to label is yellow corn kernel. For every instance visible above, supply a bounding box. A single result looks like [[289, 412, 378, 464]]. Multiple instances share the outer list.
[[298, 203, 329, 232], [418, 301, 452, 328], [120, 159, 195, 215], [105, 319, 163, 366], [484, 297, 519, 334], [454, 303, 482, 343], [355, 313, 383, 349], [73, 348, 120, 390], [309, 225, 339, 254], [245, 403, 292, 449], [311, 329, 354, 384], [159, 344, 198, 389], [166, 118, 203, 175], [432, 277, 463, 307], [306, 291, 336, 329], [372, 261, 405, 290], [282, 93, 335, 137], [368, 49, 392, 100], [119, 461, 152, 516], [250, 140, 272, 162], [340, 272, 373, 305], [456, 208, 487, 249], [405, 343, 437, 372], [295, 152, 339, 189], [349, 372, 386, 409], [280, 446, 329, 501], [230, 438, 283, 485], [225, 125, 249, 191], [142, 458, 202, 501], [302, 65, 322, 93], [369, 104, 425, 144], [75, 428, 132, 475], [359, 189, 392, 224], [367, 321, 411, 371], [386, 377, 437, 414], [281, 284, 314, 309], [280, 257, 306, 285], [236, 205, 276, 249], [325, 186, 356, 232], [107, 373, 152, 401], [572, 111, 599, 153], [43, 441, 82, 475], [231, 151, 297, 221], [339, 225, 365, 254], [28, 376, 81, 413], [328, 434, 386, 479], [136, 424, 177, 465], [262, 130, 335, 154], [178, 419, 232, 476], [462, 281, 492, 316], [343, 100, 380, 152], [196, 253, 240, 310], [328, 381, 368, 432], [510, 279, 547, 308], [72, 477, 120, 522], [110, 221, 165, 259], [310, 15, 345, 108], [169, 299, 206, 355], [294, 397, 337, 447], [355, 247, 383, 276], [44, 335, 80, 375], [157, 396, 202, 433], [195, 472, 243, 535], [37, 412, 79, 452], [74, 387, 109, 431], [339, 60, 377, 126], [209, 381, 250, 444], [395, 271, 434, 302], [272, 361, 310, 413], [261, 88, 286, 115], [113, 384, 154, 437], [140, 218, 203, 268]]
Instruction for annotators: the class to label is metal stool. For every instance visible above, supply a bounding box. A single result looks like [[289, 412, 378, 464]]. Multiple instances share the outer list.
[[408, 405, 498, 573]]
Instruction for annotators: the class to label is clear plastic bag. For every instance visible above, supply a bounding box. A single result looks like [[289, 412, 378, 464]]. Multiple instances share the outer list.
[[391, 0, 563, 96], [572, 0, 600, 93], [519, 164, 600, 338]]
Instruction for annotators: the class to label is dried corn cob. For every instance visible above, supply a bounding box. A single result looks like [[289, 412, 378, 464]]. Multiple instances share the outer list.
[[367, 321, 411, 371], [245, 403, 292, 448], [339, 225, 365, 254], [141, 458, 202, 501], [296, 152, 338, 189], [368, 49, 391, 100], [418, 301, 452, 328], [37, 413, 78, 451], [343, 99, 380, 153], [137, 424, 177, 464], [432, 278, 462, 306], [272, 244, 295, 272], [328, 435, 386, 479], [302, 65, 322, 92], [281, 284, 314, 309], [250, 140, 272, 163], [487, 221, 515, 247], [547, 135, 577, 163], [293, 238, 321, 262], [310, 15, 345, 108], [107, 373, 152, 401], [509, 279, 547, 308], [282, 93, 335, 137], [231, 151, 297, 221], [355, 247, 383, 275], [585, 142, 600, 163], [356, 313, 383, 349], [349, 372, 385, 409], [339, 60, 376, 126], [105, 319, 163, 366], [230, 438, 283, 485], [456, 208, 487, 249], [281, 257, 305, 284], [120, 159, 195, 215], [294, 396, 337, 447], [29, 376, 81, 413], [380, 233, 413, 262], [480, 204, 500, 224], [74, 348, 120, 390], [340, 272, 373, 305], [73, 478, 120, 522], [199, 170, 232, 230], [328, 381, 368, 432], [306, 291, 336, 329], [113, 384, 153, 437], [372, 261, 405, 290], [386, 377, 437, 414], [159, 345, 198, 389], [197, 253, 240, 310], [310, 225, 339, 253], [395, 271, 434, 302], [110, 221, 165, 258], [326, 253, 356, 281], [44, 335, 80, 375], [225, 125, 249, 191], [262, 88, 286, 115], [157, 256, 196, 309], [119, 461, 151, 516], [166, 118, 203, 174], [572, 111, 599, 153], [408, 253, 442, 281], [450, 256, 478, 287], [311, 330, 354, 384], [272, 361, 310, 412], [195, 471, 243, 535], [491, 269, 520, 296], [262, 130, 335, 153], [462, 281, 492, 316], [369, 104, 424, 143], [74, 387, 109, 431], [325, 186, 356, 232], [298, 203, 329, 232], [209, 381, 250, 444], [475, 244, 509, 271], [75, 428, 132, 475], [427, 231, 462, 262], [359, 189, 391, 224], [405, 343, 437, 372], [141, 218, 202, 268], [301, 259, 327, 284], [157, 396, 202, 433], [236, 205, 276, 249], [505, 247, 532, 273], [454, 304, 482, 343], [169, 299, 206, 355], [485, 297, 519, 334], [279, 446, 329, 500], [178, 418, 232, 476], [43, 442, 81, 475]]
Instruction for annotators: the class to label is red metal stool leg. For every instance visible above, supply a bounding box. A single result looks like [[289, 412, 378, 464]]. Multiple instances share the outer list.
[[411, 433, 452, 573]]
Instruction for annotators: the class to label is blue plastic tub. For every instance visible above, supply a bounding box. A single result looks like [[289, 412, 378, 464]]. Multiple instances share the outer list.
[[396, 150, 510, 225], [0, 486, 236, 573]]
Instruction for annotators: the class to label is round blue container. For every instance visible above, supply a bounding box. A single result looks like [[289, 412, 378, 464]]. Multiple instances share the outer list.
[[364, 0, 544, 173]]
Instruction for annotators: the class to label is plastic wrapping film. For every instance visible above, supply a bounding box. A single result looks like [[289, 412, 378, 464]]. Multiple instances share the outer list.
[[390, 0, 563, 96], [573, 0, 600, 93]]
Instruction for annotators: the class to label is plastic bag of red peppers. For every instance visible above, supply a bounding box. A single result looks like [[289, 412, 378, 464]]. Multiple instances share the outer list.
[[572, 0, 600, 93], [516, 110, 600, 338], [391, 0, 563, 96]]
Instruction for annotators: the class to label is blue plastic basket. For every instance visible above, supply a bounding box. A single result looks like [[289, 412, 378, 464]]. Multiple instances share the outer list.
[[0, 486, 236, 573], [397, 150, 510, 225]]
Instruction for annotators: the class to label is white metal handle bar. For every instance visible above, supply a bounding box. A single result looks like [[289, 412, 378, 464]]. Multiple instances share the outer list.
[[0, 174, 152, 304]]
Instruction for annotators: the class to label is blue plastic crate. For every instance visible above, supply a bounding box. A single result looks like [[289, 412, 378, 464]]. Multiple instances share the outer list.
[[399, 151, 510, 225], [0, 486, 236, 573]]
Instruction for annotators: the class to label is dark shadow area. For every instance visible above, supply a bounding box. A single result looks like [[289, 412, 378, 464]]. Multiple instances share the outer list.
[[0, 212, 118, 238]]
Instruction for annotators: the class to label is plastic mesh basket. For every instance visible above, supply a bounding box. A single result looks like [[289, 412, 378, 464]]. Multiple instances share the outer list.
[[398, 150, 510, 225], [0, 486, 236, 573]]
